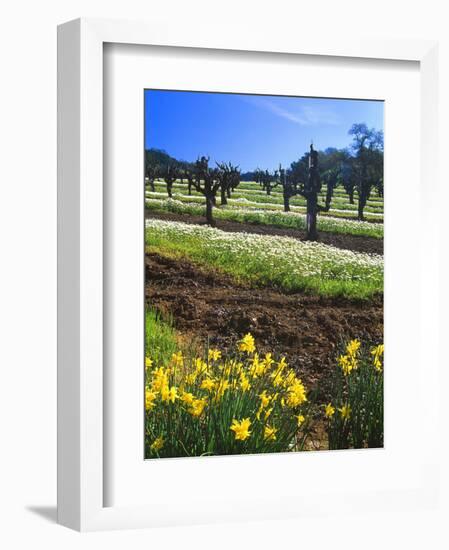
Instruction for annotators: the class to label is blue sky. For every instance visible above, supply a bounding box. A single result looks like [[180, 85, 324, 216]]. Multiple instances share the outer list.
[[144, 90, 384, 172]]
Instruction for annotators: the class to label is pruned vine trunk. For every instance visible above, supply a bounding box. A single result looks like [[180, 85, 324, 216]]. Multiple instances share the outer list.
[[306, 196, 318, 241], [206, 196, 215, 226], [358, 194, 367, 220], [220, 188, 228, 205], [304, 144, 321, 241]]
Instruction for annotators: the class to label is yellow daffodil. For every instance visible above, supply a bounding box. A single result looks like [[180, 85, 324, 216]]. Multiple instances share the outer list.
[[239, 372, 251, 392], [219, 363, 233, 378], [189, 397, 207, 417], [208, 348, 221, 362], [282, 370, 298, 389], [180, 391, 195, 405], [296, 414, 305, 427], [372, 343, 384, 356], [151, 367, 168, 391], [238, 333, 255, 354], [161, 385, 178, 403], [230, 418, 252, 441], [150, 436, 164, 452], [339, 354, 357, 376], [194, 357, 208, 376], [346, 339, 361, 356], [270, 357, 286, 383], [277, 356, 288, 370], [171, 351, 184, 368], [264, 425, 278, 441], [201, 377, 216, 392], [256, 391, 273, 420], [145, 356, 153, 369], [145, 389, 157, 411], [371, 344, 384, 372], [285, 380, 307, 408], [259, 390, 271, 408], [339, 404, 351, 420], [214, 379, 230, 401], [262, 353, 275, 370], [271, 373, 284, 387], [187, 397, 206, 417], [249, 353, 263, 378], [229, 359, 243, 375], [250, 352, 274, 378], [324, 403, 335, 418]]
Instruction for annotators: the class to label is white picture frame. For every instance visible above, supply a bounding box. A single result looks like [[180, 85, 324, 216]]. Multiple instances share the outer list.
[[57, 17, 440, 531]]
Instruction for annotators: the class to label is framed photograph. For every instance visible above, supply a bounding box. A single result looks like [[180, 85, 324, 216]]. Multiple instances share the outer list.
[[57, 18, 440, 531]]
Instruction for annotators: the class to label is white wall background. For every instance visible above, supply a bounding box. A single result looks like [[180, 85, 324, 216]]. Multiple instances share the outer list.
[[0, 1, 448, 548]]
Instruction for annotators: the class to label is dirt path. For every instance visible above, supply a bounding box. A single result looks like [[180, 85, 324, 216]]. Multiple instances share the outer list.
[[146, 252, 383, 402], [145, 210, 383, 255]]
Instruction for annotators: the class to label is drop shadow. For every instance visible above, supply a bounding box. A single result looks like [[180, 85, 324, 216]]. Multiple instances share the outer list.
[[26, 506, 57, 523]]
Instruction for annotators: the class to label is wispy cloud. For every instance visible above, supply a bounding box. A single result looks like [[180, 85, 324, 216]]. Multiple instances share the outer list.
[[241, 96, 341, 126]]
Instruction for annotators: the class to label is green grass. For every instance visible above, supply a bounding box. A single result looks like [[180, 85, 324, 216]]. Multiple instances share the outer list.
[[145, 219, 383, 300], [145, 308, 178, 365], [231, 191, 384, 214], [150, 178, 384, 209], [146, 198, 384, 239], [147, 189, 384, 222], [150, 181, 384, 216]]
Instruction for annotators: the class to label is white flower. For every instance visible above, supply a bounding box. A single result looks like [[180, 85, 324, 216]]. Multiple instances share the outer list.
[[145, 197, 383, 239], [145, 218, 383, 285]]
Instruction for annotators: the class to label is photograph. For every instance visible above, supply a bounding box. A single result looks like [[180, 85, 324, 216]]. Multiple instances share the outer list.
[[144, 90, 384, 459]]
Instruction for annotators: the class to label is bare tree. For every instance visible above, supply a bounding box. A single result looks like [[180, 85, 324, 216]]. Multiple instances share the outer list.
[[277, 164, 297, 212], [253, 168, 263, 187], [145, 163, 159, 192], [260, 169, 279, 195], [192, 156, 221, 226], [303, 145, 321, 240], [216, 162, 240, 205], [184, 168, 195, 196], [340, 158, 357, 204], [349, 124, 384, 220], [162, 163, 178, 198], [288, 144, 336, 240]]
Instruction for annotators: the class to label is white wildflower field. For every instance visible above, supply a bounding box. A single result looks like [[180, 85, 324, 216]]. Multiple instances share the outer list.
[[146, 190, 384, 218], [148, 179, 384, 219], [145, 197, 384, 239], [145, 218, 383, 298]]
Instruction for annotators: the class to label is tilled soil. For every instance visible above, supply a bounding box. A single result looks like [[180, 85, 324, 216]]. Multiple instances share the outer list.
[[146, 252, 383, 402], [145, 210, 383, 255]]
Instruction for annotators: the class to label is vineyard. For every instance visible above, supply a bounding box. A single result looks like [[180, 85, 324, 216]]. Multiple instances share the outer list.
[[145, 181, 383, 454], [146, 181, 384, 225], [144, 110, 384, 457]]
